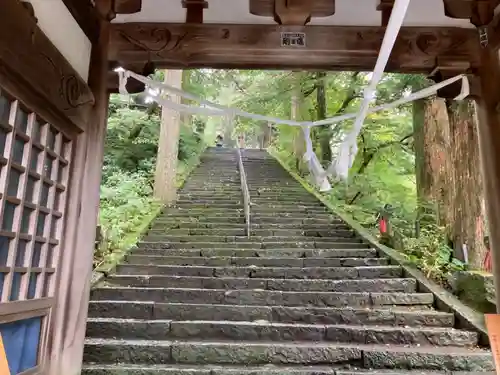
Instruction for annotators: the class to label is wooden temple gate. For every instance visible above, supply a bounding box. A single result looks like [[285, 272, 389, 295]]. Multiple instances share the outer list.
[[2, 0, 500, 374]]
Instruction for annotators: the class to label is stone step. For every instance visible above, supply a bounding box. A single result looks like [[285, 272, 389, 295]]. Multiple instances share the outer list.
[[101, 276, 417, 293], [172, 203, 243, 209], [125, 255, 389, 267], [154, 217, 246, 224], [85, 319, 478, 347], [251, 207, 330, 214], [148, 228, 248, 237], [252, 223, 351, 230], [175, 199, 243, 204], [83, 339, 493, 371], [131, 248, 377, 258], [165, 209, 244, 215], [114, 264, 403, 280], [137, 242, 370, 250], [88, 301, 453, 327], [252, 217, 343, 224], [156, 213, 245, 219], [149, 229, 356, 238], [139, 236, 364, 243], [82, 364, 495, 375], [92, 284, 423, 305], [150, 222, 247, 229]]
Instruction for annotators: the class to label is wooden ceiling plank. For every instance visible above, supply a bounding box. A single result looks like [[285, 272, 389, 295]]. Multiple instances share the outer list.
[[108, 23, 480, 75]]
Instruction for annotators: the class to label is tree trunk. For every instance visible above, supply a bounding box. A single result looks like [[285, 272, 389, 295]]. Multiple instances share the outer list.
[[315, 72, 331, 163], [446, 100, 487, 269], [180, 69, 192, 128], [413, 98, 450, 226], [154, 69, 183, 204], [292, 73, 306, 173], [413, 97, 487, 268]]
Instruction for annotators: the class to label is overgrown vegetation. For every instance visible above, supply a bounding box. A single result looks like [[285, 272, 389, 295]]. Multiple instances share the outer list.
[[95, 94, 206, 268]]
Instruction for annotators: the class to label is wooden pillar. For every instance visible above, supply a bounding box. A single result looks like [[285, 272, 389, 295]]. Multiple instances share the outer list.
[[48, 2, 111, 373], [473, 39, 500, 310], [154, 70, 183, 204]]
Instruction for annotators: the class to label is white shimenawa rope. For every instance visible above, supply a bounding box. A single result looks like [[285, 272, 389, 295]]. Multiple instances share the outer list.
[[116, 0, 470, 190]]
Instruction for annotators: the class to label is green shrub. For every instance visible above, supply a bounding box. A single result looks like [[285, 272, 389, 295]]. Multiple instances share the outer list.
[[402, 225, 465, 283]]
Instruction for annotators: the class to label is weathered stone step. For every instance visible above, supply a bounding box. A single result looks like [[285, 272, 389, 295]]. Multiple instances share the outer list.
[[175, 199, 243, 204], [92, 284, 421, 305], [88, 301, 453, 327], [82, 364, 495, 375], [150, 229, 356, 238], [85, 319, 478, 347], [251, 207, 330, 214], [125, 255, 389, 267], [131, 248, 377, 258], [137, 241, 370, 250], [172, 203, 243, 209], [253, 223, 351, 230], [154, 217, 246, 224], [252, 217, 343, 224], [151, 222, 247, 229], [83, 339, 493, 371], [114, 264, 402, 280], [251, 229, 355, 238], [165, 209, 244, 216], [148, 228, 247, 237], [140, 235, 364, 243]]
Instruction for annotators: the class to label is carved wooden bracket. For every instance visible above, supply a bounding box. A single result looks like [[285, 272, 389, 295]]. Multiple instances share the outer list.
[[429, 58, 474, 98], [182, 0, 209, 23], [377, 0, 394, 26], [2, 0, 94, 130], [250, 0, 335, 24], [274, 0, 314, 25], [442, 0, 500, 25], [114, 0, 142, 14]]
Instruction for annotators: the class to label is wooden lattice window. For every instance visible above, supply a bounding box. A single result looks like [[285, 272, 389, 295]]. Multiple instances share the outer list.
[[0, 87, 73, 374]]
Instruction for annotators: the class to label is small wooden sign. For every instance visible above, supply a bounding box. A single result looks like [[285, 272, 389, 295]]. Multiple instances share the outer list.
[[485, 314, 500, 373], [0, 334, 10, 375], [280, 32, 306, 47]]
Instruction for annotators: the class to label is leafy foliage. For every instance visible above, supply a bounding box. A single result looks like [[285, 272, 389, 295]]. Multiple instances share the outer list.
[[403, 225, 465, 282], [96, 88, 206, 268]]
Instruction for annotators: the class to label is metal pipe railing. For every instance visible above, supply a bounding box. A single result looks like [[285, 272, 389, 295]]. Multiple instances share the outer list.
[[236, 147, 251, 238]]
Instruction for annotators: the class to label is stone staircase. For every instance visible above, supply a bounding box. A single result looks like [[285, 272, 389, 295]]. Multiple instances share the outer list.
[[83, 147, 494, 374]]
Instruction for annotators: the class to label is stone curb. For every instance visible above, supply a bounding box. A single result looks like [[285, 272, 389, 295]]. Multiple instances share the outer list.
[[268, 148, 490, 347]]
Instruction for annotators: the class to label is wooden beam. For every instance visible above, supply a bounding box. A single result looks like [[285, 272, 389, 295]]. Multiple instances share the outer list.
[[442, 0, 500, 23], [61, 0, 101, 43], [429, 58, 472, 98], [274, 0, 313, 25], [377, 0, 394, 27], [0, 0, 94, 131], [472, 30, 500, 311], [108, 23, 480, 74], [114, 0, 142, 14], [250, 0, 335, 17], [182, 0, 208, 24]]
